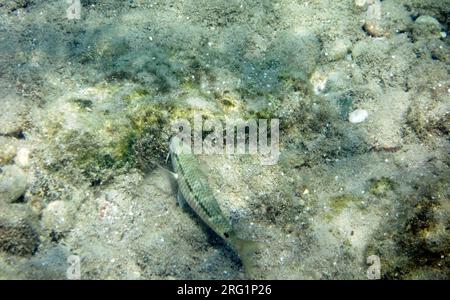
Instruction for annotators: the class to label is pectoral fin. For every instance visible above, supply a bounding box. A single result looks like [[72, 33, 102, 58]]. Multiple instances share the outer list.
[[157, 163, 178, 180], [156, 163, 179, 196], [176, 190, 188, 210]]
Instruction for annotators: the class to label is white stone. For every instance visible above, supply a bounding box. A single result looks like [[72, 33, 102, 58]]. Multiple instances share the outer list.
[[355, 0, 366, 8], [15, 148, 30, 168], [349, 109, 369, 123]]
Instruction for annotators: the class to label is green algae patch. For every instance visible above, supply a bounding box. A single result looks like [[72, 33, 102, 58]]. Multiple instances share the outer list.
[[38, 85, 167, 185], [127, 102, 173, 171], [70, 98, 94, 111], [37, 83, 228, 184], [364, 174, 450, 279], [325, 194, 366, 221], [44, 121, 136, 185], [368, 177, 397, 197], [122, 88, 151, 103]]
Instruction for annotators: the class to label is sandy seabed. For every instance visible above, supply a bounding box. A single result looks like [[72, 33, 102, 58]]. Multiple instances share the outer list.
[[0, 0, 449, 279]]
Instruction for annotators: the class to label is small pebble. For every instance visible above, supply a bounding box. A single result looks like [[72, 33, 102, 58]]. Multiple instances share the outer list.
[[349, 109, 369, 123]]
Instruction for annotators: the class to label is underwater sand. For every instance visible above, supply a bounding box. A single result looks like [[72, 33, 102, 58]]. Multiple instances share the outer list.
[[0, 0, 449, 279]]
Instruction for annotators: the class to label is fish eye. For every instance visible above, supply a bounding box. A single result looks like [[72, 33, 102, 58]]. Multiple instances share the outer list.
[[223, 232, 229, 238]]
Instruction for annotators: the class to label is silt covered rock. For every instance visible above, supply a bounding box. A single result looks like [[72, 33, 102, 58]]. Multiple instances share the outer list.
[[0, 204, 40, 256], [0, 165, 28, 204]]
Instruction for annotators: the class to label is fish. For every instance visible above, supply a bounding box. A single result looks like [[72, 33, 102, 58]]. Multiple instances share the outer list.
[[167, 135, 260, 275]]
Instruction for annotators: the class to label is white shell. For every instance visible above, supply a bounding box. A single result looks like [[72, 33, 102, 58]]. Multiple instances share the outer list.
[[349, 109, 369, 123]]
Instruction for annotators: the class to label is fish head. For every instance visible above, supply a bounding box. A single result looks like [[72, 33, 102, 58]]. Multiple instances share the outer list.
[[169, 135, 192, 155]]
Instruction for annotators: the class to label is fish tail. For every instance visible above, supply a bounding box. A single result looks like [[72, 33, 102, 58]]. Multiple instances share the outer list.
[[233, 238, 263, 278]]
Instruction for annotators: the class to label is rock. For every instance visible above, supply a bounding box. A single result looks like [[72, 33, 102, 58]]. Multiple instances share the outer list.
[[310, 71, 328, 95], [0, 138, 16, 166], [0, 203, 40, 256], [41, 200, 76, 237], [0, 94, 28, 137], [363, 20, 387, 37], [351, 38, 390, 61], [354, 0, 367, 9], [355, 0, 380, 7], [0, 253, 24, 279], [14, 147, 30, 168], [424, 222, 449, 254], [0, 165, 28, 203], [1, 0, 34, 11], [28, 194, 45, 215], [380, 0, 413, 35], [325, 71, 350, 93], [361, 0, 413, 38], [366, 0, 381, 20], [22, 245, 70, 279], [324, 38, 352, 61], [349, 109, 369, 124], [413, 16, 443, 40]]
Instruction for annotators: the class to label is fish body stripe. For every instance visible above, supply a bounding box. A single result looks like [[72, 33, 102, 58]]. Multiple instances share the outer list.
[[172, 151, 233, 238]]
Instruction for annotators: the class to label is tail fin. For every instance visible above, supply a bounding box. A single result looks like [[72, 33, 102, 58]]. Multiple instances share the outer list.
[[233, 238, 263, 279]]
